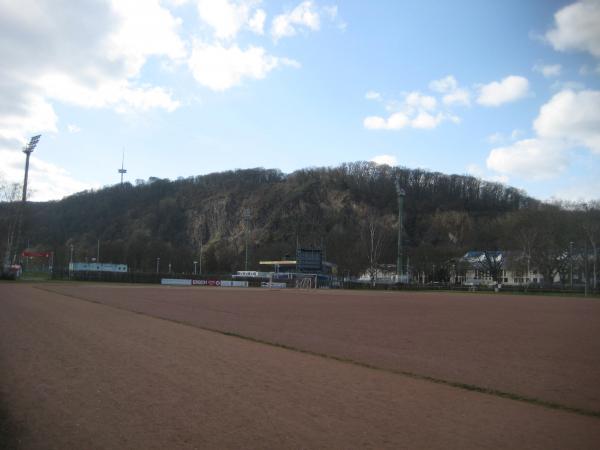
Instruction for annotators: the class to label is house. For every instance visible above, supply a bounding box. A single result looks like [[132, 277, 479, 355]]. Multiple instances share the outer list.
[[453, 251, 549, 286]]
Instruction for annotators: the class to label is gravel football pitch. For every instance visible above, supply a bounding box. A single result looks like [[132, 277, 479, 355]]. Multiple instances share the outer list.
[[1, 282, 599, 449]]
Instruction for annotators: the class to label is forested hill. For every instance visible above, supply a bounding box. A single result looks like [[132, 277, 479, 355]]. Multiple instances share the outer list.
[[4, 161, 596, 278]]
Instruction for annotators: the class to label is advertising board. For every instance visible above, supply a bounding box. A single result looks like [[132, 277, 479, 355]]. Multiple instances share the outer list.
[[221, 280, 249, 287], [261, 282, 287, 288], [161, 278, 192, 286]]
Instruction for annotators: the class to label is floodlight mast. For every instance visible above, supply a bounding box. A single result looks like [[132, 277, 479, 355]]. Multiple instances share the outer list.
[[22, 135, 41, 203], [395, 178, 405, 281]]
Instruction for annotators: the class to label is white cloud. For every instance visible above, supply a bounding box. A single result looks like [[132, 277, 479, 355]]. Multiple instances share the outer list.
[[429, 75, 458, 93], [534, 89, 600, 153], [511, 129, 523, 140], [486, 129, 523, 144], [0, 149, 97, 201], [364, 89, 459, 131], [0, 0, 186, 200], [108, 0, 187, 76], [486, 138, 569, 180], [196, 0, 265, 40], [533, 63, 562, 77], [248, 8, 266, 34], [67, 124, 81, 134], [442, 89, 470, 106], [363, 86, 460, 130], [552, 179, 600, 201], [486, 132, 504, 144], [411, 111, 444, 129], [365, 90, 381, 101], [364, 114, 407, 130], [466, 163, 509, 183], [429, 75, 470, 106], [546, 0, 600, 58], [271, 1, 320, 40], [476, 76, 530, 106], [370, 154, 397, 166], [188, 41, 298, 91], [405, 92, 437, 111], [0, 95, 58, 143], [486, 89, 600, 181]]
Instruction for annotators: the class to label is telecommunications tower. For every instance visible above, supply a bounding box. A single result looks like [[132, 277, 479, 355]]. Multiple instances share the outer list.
[[118, 150, 127, 185]]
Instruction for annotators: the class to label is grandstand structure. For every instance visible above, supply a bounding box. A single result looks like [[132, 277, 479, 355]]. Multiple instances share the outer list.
[[258, 248, 338, 288]]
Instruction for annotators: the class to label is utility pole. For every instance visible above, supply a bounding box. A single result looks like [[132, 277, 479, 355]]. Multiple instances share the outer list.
[[395, 178, 405, 282], [97, 239, 100, 263], [156, 257, 160, 274]]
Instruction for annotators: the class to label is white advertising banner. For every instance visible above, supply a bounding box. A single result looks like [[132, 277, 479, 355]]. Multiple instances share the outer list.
[[261, 282, 286, 288], [161, 278, 192, 286], [221, 280, 249, 287]]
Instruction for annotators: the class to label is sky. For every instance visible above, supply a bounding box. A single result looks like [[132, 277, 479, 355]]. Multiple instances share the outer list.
[[1, 0, 599, 202]]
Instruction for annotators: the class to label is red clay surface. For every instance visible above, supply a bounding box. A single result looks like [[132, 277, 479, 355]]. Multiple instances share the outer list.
[[40, 283, 600, 413], [0, 283, 598, 449]]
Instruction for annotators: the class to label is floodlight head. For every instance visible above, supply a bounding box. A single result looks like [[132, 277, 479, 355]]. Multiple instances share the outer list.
[[23, 134, 41, 154]]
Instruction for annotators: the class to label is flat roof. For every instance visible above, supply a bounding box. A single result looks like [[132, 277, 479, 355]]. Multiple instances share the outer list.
[[259, 260, 297, 265]]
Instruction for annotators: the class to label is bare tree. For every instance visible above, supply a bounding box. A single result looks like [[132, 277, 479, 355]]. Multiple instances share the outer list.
[[1, 174, 23, 268], [190, 213, 205, 275], [362, 208, 385, 286], [472, 251, 504, 286]]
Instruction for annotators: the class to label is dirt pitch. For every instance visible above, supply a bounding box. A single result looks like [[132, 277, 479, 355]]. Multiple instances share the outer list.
[[1, 282, 599, 449]]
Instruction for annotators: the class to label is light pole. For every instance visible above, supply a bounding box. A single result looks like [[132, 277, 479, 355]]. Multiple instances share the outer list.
[[193, 261, 198, 275], [22, 135, 41, 203], [395, 179, 405, 282], [243, 208, 251, 271], [156, 257, 160, 274]]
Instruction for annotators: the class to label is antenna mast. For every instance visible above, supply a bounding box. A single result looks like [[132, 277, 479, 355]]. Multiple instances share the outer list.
[[118, 150, 127, 185]]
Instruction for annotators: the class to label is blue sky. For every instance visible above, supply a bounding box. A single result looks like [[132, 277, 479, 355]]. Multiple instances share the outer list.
[[1, 0, 599, 201]]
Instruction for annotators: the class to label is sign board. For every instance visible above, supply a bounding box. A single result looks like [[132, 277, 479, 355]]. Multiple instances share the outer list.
[[22, 251, 52, 258], [261, 282, 287, 288], [221, 280, 249, 287], [296, 248, 322, 272], [69, 262, 128, 273], [191, 280, 222, 286], [161, 278, 192, 286]]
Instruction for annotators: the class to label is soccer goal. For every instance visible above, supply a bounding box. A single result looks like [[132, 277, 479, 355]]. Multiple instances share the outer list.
[[295, 275, 317, 289]]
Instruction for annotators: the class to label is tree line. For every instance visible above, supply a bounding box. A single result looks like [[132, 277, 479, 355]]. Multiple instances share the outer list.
[[0, 163, 597, 287]]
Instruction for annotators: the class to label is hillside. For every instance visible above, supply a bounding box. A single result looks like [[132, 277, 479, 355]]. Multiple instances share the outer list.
[[1, 161, 597, 280]]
